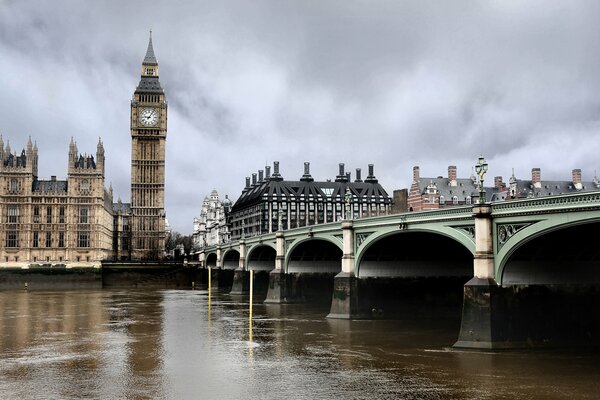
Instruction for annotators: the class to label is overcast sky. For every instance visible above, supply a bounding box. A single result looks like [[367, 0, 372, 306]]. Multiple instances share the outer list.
[[1, 1, 600, 233]]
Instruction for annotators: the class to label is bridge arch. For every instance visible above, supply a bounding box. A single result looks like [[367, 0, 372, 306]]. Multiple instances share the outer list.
[[356, 229, 473, 278], [286, 238, 343, 274], [222, 249, 240, 270], [246, 244, 276, 271], [205, 252, 218, 268], [498, 218, 600, 285]]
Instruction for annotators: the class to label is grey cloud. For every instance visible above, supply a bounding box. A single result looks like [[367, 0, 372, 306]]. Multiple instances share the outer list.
[[2, 1, 600, 233]]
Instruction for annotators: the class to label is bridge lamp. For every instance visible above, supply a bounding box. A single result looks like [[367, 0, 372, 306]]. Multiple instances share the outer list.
[[475, 155, 488, 204]]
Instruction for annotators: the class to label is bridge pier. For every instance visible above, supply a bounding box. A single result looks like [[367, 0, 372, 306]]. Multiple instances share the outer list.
[[328, 220, 367, 319], [455, 204, 500, 348], [265, 231, 290, 303], [230, 240, 250, 295]]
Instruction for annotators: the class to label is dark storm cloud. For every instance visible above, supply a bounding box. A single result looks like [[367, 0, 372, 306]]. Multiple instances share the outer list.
[[1, 0, 600, 233]]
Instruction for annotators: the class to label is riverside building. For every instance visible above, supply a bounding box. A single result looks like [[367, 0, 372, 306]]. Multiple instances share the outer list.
[[228, 162, 392, 241], [407, 165, 600, 212]]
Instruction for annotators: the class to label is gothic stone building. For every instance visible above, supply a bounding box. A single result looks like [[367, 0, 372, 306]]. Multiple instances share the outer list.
[[0, 137, 114, 266], [0, 33, 168, 266], [229, 162, 392, 241]]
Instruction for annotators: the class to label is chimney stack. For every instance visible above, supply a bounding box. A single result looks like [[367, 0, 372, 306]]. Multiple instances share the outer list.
[[258, 170, 264, 182], [245, 177, 251, 188], [252, 173, 257, 185], [448, 165, 457, 187], [572, 168, 582, 190], [365, 164, 378, 183], [355, 168, 362, 182], [300, 162, 314, 182], [494, 176, 505, 190], [413, 166, 420, 183], [335, 163, 347, 182], [532, 168, 541, 188], [346, 172, 351, 182], [271, 161, 283, 181], [265, 165, 271, 179]]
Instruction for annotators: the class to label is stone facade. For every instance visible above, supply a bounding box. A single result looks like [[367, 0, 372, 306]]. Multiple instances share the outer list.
[[0, 137, 114, 267], [192, 190, 232, 251]]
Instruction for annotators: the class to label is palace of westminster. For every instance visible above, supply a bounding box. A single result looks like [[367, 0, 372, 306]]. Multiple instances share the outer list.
[[0, 34, 167, 266]]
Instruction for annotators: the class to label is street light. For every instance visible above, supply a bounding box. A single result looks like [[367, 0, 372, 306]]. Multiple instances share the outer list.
[[475, 155, 488, 204]]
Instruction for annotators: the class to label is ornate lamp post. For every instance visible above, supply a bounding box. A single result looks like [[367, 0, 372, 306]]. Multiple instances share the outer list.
[[344, 187, 352, 220], [475, 155, 488, 204]]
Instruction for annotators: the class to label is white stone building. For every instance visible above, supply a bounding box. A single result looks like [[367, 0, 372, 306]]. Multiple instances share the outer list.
[[192, 190, 232, 251]]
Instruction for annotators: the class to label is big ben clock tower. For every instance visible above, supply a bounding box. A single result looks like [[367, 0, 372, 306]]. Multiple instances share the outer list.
[[130, 32, 167, 260]]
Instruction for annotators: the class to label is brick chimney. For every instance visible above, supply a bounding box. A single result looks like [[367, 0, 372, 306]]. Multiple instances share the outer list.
[[258, 170, 264, 182], [531, 168, 541, 189], [252, 173, 257, 185], [448, 165, 457, 187], [494, 176, 505, 190], [413, 166, 420, 183], [245, 177, 250, 188], [265, 165, 271, 179], [572, 168, 582, 190]]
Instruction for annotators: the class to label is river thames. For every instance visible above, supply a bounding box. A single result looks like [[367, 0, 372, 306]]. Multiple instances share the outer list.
[[1, 288, 599, 399]]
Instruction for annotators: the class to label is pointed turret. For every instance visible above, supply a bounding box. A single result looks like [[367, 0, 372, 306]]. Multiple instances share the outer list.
[[0, 134, 4, 163], [143, 30, 158, 67], [136, 32, 163, 94], [68, 137, 78, 168], [32, 140, 38, 177], [96, 137, 105, 176]]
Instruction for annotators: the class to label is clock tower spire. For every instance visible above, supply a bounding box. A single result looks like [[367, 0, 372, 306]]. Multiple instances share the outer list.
[[130, 31, 167, 260]]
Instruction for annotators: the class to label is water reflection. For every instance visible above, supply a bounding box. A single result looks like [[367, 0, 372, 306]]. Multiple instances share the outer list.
[[1, 289, 600, 399]]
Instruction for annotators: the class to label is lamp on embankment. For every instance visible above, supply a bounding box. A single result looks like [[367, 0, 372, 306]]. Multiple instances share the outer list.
[[475, 155, 488, 204]]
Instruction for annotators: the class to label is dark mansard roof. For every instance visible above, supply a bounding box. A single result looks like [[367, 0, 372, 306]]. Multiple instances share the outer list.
[[232, 179, 391, 212]]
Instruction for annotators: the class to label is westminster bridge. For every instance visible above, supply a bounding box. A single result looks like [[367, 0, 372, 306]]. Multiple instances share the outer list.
[[198, 191, 600, 349]]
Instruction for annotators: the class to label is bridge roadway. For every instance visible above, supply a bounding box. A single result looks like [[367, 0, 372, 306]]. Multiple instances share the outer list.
[[199, 192, 600, 349]]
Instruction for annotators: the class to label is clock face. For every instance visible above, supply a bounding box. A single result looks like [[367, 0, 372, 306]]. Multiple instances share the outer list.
[[139, 107, 159, 127]]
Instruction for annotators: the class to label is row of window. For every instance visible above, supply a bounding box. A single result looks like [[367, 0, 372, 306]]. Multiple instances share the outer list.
[[5, 231, 90, 248], [6, 206, 89, 224]]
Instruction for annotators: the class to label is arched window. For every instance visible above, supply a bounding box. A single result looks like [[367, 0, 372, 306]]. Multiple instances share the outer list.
[[439, 195, 445, 204], [10, 178, 18, 192], [466, 196, 471, 205], [452, 196, 458, 205]]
